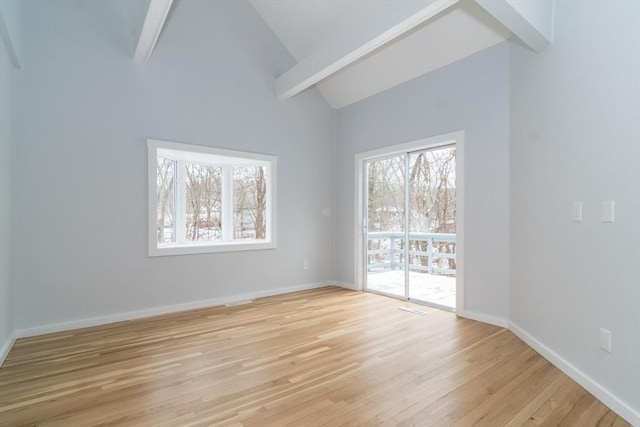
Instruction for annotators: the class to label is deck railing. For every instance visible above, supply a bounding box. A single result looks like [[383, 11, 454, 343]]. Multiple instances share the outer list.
[[367, 231, 456, 275]]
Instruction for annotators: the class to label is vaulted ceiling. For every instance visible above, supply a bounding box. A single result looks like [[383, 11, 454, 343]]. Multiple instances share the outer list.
[[126, 0, 553, 110], [249, 0, 511, 109]]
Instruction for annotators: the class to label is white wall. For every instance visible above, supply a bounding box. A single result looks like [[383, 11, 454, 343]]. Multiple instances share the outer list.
[[335, 43, 511, 322], [13, 0, 336, 331], [0, 0, 21, 361], [0, 11, 16, 358], [510, 0, 640, 415], [6, 0, 639, 418], [0, 0, 22, 66]]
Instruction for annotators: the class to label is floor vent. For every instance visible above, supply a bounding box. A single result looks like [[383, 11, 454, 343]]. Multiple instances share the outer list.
[[225, 300, 254, 307], [399, 306, 426, 316]]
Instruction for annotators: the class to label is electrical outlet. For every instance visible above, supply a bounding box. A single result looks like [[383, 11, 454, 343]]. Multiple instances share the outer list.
[[599, 328, 612, 353], [303, 260, 309, 270]]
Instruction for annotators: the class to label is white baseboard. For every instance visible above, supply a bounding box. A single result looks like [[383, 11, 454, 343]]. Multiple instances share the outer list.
[[333, 281, 361, 291], [509, 322, 640, 427], [0, 331, 18, 367], [456, 309, 509, 328], [9, 283, 638, 426], [17, 281, 333, 339]]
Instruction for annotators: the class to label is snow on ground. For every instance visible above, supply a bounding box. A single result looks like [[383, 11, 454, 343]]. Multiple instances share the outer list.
[[367, 270, 456, 309]]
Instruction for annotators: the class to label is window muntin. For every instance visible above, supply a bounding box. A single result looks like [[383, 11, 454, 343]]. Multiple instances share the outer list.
[[149, 140, 276, 256]]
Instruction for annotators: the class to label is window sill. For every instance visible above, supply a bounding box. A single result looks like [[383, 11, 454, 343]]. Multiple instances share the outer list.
[[149, 240, 276, 257]]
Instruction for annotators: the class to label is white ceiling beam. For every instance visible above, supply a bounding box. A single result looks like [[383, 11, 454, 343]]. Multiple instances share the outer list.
[[474, 0, 552, 53], [133, 0, 174, 63], [275, 0, 459, 101]]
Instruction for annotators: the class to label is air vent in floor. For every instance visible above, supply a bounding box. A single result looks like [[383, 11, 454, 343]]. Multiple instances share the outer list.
[[399, 306, 426, 315]]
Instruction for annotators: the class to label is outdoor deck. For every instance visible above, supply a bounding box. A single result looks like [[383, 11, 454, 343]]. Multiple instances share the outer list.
[[367, 270, 456, 309], [367, 231, 456, 309]]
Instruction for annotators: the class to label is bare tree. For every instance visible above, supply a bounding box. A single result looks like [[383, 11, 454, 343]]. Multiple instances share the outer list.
[[186, 164, 222, 241], [157, 161, 267, 243], [233, 166, 267, 240], [367, 156, 406, 268], [367, 148, 456, 273], [255, 166, 266, 239], [156, 157, 175, 243], [408, 148, 456, 270]]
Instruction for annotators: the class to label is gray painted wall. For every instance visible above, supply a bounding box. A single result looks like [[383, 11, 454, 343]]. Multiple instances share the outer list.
[[335, 43, 511, 321], [0, 14, 16, 355], [13, 0, 335, 330], [4, 0, 638, 417], [510, 0, 640, 413]]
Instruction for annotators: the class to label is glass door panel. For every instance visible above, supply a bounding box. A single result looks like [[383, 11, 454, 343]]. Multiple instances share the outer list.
[[365, 155, 406, 298], [407, 146, 457, 309]]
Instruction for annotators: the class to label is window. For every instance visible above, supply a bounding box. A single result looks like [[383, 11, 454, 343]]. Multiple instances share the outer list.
[[148, 139, 276, 256]]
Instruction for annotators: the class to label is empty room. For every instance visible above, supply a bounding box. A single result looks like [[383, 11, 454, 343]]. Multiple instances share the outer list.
[[0, 0, 638, 425]]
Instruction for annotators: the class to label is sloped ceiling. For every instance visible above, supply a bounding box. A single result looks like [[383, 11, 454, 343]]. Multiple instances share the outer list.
[[250, 0, 511, 109]]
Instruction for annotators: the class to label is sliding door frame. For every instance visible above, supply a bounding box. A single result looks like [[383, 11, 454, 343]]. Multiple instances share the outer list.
[[354, 131, 465, 313]]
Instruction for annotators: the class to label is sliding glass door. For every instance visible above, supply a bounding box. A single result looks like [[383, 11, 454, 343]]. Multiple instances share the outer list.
[[365, 145, 457, 310]]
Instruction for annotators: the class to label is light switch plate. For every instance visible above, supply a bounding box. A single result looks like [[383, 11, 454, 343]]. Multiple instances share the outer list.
[[602, 201, 615, 223], [600, 328, 612, 352], [572, 202, 582, 222]]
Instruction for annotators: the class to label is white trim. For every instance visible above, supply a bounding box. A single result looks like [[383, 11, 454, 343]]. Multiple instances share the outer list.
[[403, 153, 410, 298], [0, 331, 18, 367], [454, 134, 465, 313], [457, 309, 508, 328], [17, 282, 333, 339], [8, 281, 638, 425], [149, 139, 277, 163], [354, 131, 465, 309], [221, 165, 234, 241], [133, 0, 174, 63], [176, 158, 187, 243], [509, 322, 640, 426], [151, 241, 278, 257], [266, 164, 276, 244], [354, 154, 366, 292], [148, 139, 277, 257], [148, 140, 159, 252], [333, 281, 360, 291]]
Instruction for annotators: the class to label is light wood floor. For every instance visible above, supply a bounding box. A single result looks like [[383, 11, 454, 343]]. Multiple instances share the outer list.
[[0, 287, 630, 426]]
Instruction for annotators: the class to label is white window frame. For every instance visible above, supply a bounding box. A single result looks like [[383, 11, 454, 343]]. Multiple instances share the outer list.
[[354, 131, 464, 313], [148, 139, 277, 257]]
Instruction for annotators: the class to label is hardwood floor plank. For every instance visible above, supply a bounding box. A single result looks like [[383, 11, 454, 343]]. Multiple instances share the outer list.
[[598, 411, 623, 427], [503, 373, 570, 427], [521, 378, 590, 426], [0, 287, 630, 426]]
